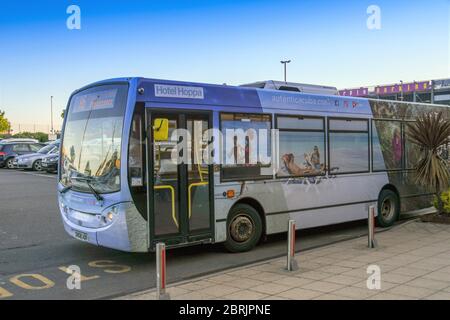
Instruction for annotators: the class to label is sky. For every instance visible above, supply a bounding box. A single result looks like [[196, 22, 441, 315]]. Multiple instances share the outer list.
[[0, 0, 449, 130]]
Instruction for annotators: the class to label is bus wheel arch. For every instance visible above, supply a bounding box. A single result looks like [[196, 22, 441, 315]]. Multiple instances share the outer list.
[[377, 185, 400, 227], [224, 198, 265, 253]]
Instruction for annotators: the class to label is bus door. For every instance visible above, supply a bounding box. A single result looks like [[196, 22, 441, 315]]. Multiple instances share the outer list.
[[147, 110, 214, 248]]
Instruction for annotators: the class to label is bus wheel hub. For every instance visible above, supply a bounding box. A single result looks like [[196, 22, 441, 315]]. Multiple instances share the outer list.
[[230, 215, 253, 242], [382, 198, 394, 219]]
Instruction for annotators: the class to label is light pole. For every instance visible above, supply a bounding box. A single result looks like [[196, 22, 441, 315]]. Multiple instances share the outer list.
[[50, 96, 54, 134], [399, 80, 404, 101], [280, 60, 291, 83]]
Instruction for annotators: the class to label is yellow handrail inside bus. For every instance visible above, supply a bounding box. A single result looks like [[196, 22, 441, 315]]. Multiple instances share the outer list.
[[197, 164, 209, 182], [154, 185, 178, 228], [188, 182, 209, 218]]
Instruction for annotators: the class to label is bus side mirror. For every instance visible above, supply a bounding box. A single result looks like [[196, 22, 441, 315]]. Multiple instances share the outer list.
[[153, 118, 169, 141]]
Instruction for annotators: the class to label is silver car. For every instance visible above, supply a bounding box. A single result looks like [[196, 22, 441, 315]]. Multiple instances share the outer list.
[[14, 142, 60, 171]]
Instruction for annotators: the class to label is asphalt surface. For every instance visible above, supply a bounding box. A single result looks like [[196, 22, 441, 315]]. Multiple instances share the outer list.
[[0, 169, 386, 300]]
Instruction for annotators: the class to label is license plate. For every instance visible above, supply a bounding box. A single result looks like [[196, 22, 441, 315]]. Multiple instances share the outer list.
[[74, 230, 88, 242]]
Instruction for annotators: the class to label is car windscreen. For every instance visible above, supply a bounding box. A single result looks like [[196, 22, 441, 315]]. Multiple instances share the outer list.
[[38, 144, 56, 154]]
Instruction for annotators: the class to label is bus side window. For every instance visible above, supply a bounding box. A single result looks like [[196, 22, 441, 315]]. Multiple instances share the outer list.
[[129, 112, 144, 187], [329, 118, 369, 174]]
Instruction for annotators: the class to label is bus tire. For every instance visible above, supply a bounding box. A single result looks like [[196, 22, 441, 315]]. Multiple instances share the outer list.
[[224, 204, 262, 253], [377, 189, 400, 227]]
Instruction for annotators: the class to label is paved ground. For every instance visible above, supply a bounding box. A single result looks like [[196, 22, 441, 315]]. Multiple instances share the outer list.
[[124, 221, 450, 300], [0, 169, 385, 300]]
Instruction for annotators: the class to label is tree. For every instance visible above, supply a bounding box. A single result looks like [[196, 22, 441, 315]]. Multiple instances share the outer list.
[[406, 112, 450, 213], [12, 131, 48, 142], [0, 110, 11, 133]]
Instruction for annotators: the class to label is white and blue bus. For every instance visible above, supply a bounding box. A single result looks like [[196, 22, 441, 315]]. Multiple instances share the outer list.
[[58, 77, 448, 252]]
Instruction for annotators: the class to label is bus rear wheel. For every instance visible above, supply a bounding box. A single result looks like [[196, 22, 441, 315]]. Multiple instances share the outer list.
[[224, 204, 262, 253], [377, 189, 400, 227]]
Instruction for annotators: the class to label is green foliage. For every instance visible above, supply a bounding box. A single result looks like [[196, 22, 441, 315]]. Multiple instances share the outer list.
[[407, 111, 450, 213], [406, 112, 450, 192], [10, 131, 49, 142], [433, 189, 450, 214], [0, 110, 11, 133]]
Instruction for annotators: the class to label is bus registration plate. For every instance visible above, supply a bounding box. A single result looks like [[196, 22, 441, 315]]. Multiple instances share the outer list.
[[74, 230, 88, 242]]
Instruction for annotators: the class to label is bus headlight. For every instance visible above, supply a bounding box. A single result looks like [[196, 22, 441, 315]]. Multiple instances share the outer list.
[[107, 212, 114, 221], [60, 202, 69, 215], [101, 205, 119, 225]]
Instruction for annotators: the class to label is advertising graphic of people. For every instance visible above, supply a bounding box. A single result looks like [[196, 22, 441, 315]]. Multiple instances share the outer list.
[[280, 145, 324, 177]]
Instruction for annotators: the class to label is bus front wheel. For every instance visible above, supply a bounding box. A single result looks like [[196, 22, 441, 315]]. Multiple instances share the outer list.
[[224, 204, 262, 253], [377, 189, 400, 227]]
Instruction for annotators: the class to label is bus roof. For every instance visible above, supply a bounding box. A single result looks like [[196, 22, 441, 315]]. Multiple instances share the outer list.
[[73, 77, 450, 116]]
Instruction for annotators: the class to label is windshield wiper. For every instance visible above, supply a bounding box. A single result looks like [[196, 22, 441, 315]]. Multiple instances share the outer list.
[[71, 177, 104, 202], [60, 185, 72, 194]]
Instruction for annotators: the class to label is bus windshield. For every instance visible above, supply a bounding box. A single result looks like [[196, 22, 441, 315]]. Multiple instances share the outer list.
[[60, 84, 129, 194]]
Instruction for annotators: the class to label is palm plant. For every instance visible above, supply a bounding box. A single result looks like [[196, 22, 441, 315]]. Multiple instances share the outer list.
[[406, 111, 450, 214]]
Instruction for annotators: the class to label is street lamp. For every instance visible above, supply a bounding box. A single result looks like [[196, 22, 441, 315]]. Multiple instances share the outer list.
[[399, 80, 404, 101], [280, 60, 291, 83], [50, 95, 54, 134]]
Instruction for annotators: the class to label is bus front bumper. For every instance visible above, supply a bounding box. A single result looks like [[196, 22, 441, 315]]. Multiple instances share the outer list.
[[59, 200, 149, 252]]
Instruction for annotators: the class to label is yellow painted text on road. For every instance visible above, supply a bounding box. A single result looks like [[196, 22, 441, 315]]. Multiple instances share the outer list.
[[88, 260, 131, 274], [58, 266, 100, 282], [0, 287, 13, 298], [10, 274, 55, 290]]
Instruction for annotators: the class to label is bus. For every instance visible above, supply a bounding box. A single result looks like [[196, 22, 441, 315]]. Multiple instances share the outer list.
[[58, 77, 449, 253]]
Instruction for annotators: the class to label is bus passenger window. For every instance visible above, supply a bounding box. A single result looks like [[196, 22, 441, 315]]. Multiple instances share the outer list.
[[329, 119, 369, 174], [277, 116, 325, 177], [129, 113, 144, 186], [220, 113, 272, 181], [372, 120, 403, 171]]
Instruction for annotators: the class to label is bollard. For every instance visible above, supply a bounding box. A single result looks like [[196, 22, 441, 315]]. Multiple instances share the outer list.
[[156, 242, 170, 300], [368, 205, 377, 248], [286, 220, 299, 271]]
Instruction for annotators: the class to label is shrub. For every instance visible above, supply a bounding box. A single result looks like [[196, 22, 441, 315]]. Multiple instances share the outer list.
[[433, 189, 450, 214]]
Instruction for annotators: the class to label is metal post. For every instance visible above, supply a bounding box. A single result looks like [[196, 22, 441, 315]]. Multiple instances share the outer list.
[[431, 80, 435, 104], [399, 80, 404, 101], [286, 220, 299, 271], [156, 242, 170, 300], [368, 206, 377, 248], [50, 96, 54, 134]]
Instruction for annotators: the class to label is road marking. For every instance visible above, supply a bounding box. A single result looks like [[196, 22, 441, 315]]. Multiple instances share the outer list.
[[0, 286, 13, 298], [20, 171, 56, 179], [5, 169, 56, 179], [88, 260, 132, 274], [10, 274, 55, 290], [58, 266, 100, 282]]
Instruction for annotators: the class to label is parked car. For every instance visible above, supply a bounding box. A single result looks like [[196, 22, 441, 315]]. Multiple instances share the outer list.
[[0, 142, 45, 169], [41, 151, 59, 173], [13, 141, 60, 171], [43, 139, 60, 145]]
